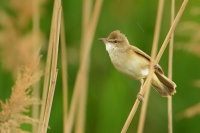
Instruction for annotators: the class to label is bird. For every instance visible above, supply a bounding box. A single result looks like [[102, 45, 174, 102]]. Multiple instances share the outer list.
[[99, 30, 176, 98]]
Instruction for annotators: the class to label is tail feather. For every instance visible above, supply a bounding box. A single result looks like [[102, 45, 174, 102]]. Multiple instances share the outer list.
[[151, 72, 176, 97]]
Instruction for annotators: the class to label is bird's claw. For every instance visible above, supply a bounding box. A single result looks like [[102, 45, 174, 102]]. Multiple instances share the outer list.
[[154, 64, 159, 70], [137, 93, 144, 101]]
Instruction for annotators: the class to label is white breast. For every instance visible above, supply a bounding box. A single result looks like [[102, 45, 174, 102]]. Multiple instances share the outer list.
[[105, 43, 116, 52], [141, 68, 149, 76]]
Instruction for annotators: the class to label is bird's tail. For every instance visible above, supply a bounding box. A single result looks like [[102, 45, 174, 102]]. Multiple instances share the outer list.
[[151, 72, 176, 97]]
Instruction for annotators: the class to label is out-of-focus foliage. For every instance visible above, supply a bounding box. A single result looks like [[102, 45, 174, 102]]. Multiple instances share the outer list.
[[0, 0, 200, 133]]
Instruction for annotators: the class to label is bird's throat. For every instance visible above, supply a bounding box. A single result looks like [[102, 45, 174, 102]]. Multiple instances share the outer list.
[[105, 43, 116, 52]]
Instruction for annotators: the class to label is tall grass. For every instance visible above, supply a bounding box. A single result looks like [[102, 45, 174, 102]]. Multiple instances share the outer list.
[[121, 0, 188, 132], [137, 0, 164, 132], [38, 0, 62, 133], [74, 1, 92, 132], [66, 0, 103, 132], [168, 0, 175, 132], [60, 11, 68, 133], [0, 0, 190, 132], [0, 0, 43, 132], [0, 51, 42, 133]]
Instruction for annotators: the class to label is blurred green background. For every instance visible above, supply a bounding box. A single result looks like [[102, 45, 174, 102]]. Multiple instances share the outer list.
[[0, 0, 200, 133]]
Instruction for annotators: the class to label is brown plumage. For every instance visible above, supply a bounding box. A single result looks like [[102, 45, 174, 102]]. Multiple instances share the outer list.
[[99, 30, 176, 97]]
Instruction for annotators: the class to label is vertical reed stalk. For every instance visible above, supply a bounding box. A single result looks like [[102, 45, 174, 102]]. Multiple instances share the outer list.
[[155, 0, 188, 63], [40, 5, 62, 133], [60, 12, 68, 133], [121, 0, 188, 132], [168, 0, 175, 133], [38, 0, 62, 132], [38, 2, 57, 132], [66, 0, 103, 133], [80, 0, 92, 58], [137, 0, 164, 133], [75, 0, 92, 133]]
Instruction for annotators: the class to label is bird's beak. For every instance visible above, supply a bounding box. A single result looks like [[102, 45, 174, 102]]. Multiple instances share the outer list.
[[98, 38, 107, 43]]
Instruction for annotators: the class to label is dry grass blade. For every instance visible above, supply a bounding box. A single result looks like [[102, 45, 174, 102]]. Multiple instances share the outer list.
[[40, 5, 62, 133], [60, 12, 68, 133], [38, 0, 59, 130], [168, 0, 175, 133], [41, 69, 58, 133], [121, 0, 188, 132], [75, 0, 92, 133], [137, 0, 164, 133], [66, 0, 103, 133], [38, 0, 62, 132]]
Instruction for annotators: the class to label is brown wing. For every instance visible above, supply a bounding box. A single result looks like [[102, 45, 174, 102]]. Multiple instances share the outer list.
[[130, 45, 151, 61], [130, 45, 164, 74]]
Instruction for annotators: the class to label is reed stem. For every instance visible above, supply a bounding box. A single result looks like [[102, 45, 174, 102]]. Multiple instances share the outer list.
[[60, 12, 68, 133], [137, 1, 164, 133], [41, 5, 62, 133], [66, 0, 103, 132], [38, 0, 62, 132], [121, 0, 188, 132], [168, 0, 175, 132]]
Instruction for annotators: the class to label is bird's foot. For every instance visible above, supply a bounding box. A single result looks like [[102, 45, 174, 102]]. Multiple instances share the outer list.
[[137, 93, 144, 101], [154, 64, 159, 70]]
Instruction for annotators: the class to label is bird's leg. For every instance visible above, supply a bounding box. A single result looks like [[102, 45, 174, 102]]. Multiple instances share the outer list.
[[137, 79, 144, 101]]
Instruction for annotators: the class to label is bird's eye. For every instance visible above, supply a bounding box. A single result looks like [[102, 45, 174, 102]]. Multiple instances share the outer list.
[[113, 40, 118, 43]]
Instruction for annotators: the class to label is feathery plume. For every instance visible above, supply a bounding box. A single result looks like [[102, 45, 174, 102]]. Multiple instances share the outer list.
[[0, 52, 43, 133]]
